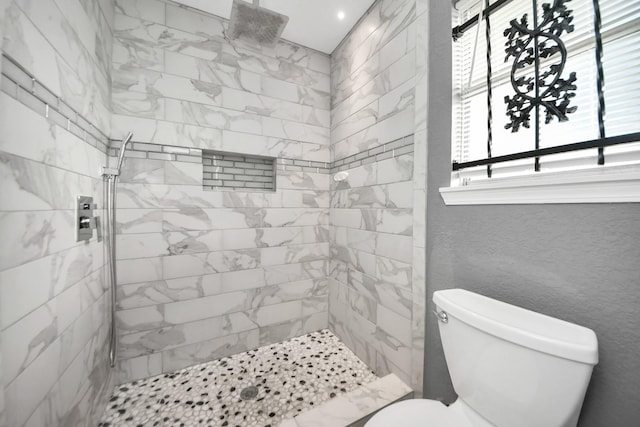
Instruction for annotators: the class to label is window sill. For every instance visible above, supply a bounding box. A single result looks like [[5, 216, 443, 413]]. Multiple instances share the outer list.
[[439, 165, 640, 205]]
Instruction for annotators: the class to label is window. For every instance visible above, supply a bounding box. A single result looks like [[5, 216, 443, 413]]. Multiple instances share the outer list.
[[441, 0, 640, 204]]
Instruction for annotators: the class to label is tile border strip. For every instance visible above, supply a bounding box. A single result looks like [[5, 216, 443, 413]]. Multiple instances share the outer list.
[[0, 54, 110, 153]]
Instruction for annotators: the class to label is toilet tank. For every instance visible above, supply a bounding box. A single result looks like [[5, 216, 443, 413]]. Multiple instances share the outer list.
[[433, 289, 598, 427]]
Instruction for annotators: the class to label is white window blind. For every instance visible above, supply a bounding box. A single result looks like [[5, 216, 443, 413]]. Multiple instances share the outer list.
[[451, 0, 640, 185]]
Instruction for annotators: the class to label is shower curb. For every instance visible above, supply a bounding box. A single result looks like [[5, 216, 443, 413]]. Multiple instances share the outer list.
[[278, 374, 413, 427]]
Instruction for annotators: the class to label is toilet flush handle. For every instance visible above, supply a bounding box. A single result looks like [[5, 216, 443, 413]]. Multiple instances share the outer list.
[[432, 309, 448, 324]]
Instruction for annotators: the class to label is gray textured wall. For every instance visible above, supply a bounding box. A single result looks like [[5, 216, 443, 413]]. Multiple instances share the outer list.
[[422, 0, 640, 426]]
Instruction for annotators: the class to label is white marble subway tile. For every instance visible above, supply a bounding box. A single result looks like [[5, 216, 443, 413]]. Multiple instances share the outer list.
[[263, 260, 326, 286], [165, 3, 226, 40], [280, 190, 330, 209], [116, 256, 163, 285], [117, 274, 214, 310], [378, 77, 415, 120], [114, 63, 223, 106], [163, 208, 260, 231], [262, 209, 328, 228], [302, 294, 329, 316], [386, 181, 413, 208], [164, 161, 202, 185], [163, 290, 252, 325], [2, 286, 76, 385], [0, 94, 57, 165], [379, 23, 412, 72], [112, 87, 165, 119], [302, 105, 331, 128], [276, 171, 330, 191], [348, 289, 377, 324], [164, 230, 224, 254], [211, 268, 265, 294], [112, 35, 165, 70], [332, 107, 414, 160], [222, 87, 303, 123], [54, 127, 105, 178], [222, 191, 277, 209], [164, 98, 264, 134], [0, 154, 94, 211], [116, 304, 164, 333], [376, 329, 412, 371], [9, 0, 111, 121], [298, 86, 331, 110], [332, 53, 381, 110], [331, 186, 385, 209], [258, 319, 304, 346], [349, 269, 411, 319], [0, 210, 76, 271], [115, 14, 222, 61], [221, 43, 330, 93], [301, 142, 331, 163], [118, 158, 165, 184], [347, 228, 377, 254], [160, 329, 260, 374], [376, 256, 412, 292], [110, 114, 158, 144], [275, 43, 331, 75], [115, 0, 165, 25], [2, 5, 63, 96], [262, 117, 330, 146], [376, 234, 413, 264], [331, 101, 379, 145], [3, 336, 62, 426], [115, 352, 163, 385], [221, 130, 302, 159], [377, 209, 413, 235], [412, 246, 426, 302], [248, 279, 324, 310], [260, 243, 329, 267], [116, 209, 163, 234], [117, 311, 257, 359], [116, 183, 224, 209], [330, 209, 366, 230], [249, 300, 302, 328], [377, 304, 412, 346], [331, 78, 384, 130], [116, 233, 170, 260], [164, 50, 260, 92], [301, 311, 328, 335]]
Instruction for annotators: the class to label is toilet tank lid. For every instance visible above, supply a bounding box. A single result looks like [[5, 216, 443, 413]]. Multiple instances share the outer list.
[[433, 289, 599, 365]]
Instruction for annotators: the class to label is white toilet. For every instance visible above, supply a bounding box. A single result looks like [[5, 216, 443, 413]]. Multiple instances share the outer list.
[[367, 289, 598, 427]]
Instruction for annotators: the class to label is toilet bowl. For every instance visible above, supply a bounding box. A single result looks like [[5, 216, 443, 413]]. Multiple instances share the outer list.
[[366, 289, 598, 427]]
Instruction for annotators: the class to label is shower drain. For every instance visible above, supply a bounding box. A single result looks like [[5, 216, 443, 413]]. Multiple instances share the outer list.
[[240, 386, 259, 400]]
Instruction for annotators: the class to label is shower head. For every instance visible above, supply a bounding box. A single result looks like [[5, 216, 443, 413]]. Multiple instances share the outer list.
[[228, 0, 289, 48], [116, 132, 133, 173]]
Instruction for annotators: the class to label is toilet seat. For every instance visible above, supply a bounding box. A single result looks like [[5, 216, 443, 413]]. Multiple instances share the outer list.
[[366, 399, 490, 427]]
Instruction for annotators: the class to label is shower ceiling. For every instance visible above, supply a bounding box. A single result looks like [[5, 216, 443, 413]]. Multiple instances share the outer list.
[[172, 0, 377, 53]]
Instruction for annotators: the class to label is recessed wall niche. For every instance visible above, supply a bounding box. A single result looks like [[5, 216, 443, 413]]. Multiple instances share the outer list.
[[202, 150, 276, 191]]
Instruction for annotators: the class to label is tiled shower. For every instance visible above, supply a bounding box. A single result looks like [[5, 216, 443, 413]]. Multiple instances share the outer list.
[[0, 0, 430, 425]]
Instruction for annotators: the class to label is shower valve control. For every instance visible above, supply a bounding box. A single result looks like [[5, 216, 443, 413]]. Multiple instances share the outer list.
[[76, 195, 95, 242]]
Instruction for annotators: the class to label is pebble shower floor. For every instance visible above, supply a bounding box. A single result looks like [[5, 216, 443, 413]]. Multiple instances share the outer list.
[[99, 330, 377, 426]]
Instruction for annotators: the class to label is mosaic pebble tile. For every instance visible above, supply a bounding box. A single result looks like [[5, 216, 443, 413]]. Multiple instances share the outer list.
[[99, 330, 377, 427]]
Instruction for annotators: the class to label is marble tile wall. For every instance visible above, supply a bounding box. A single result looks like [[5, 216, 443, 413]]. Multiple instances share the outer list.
[[0, 0, 115, 424], [109, 0, 332, 384], [328, 0, 424, 392]]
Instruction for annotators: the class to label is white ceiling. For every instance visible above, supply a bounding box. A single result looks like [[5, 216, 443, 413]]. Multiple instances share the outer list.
[[173, 0, 377, 54]]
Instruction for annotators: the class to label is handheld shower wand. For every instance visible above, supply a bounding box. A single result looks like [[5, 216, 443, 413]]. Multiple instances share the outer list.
[[116, 132, 133, 173], [103, 131, 134, 368]]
